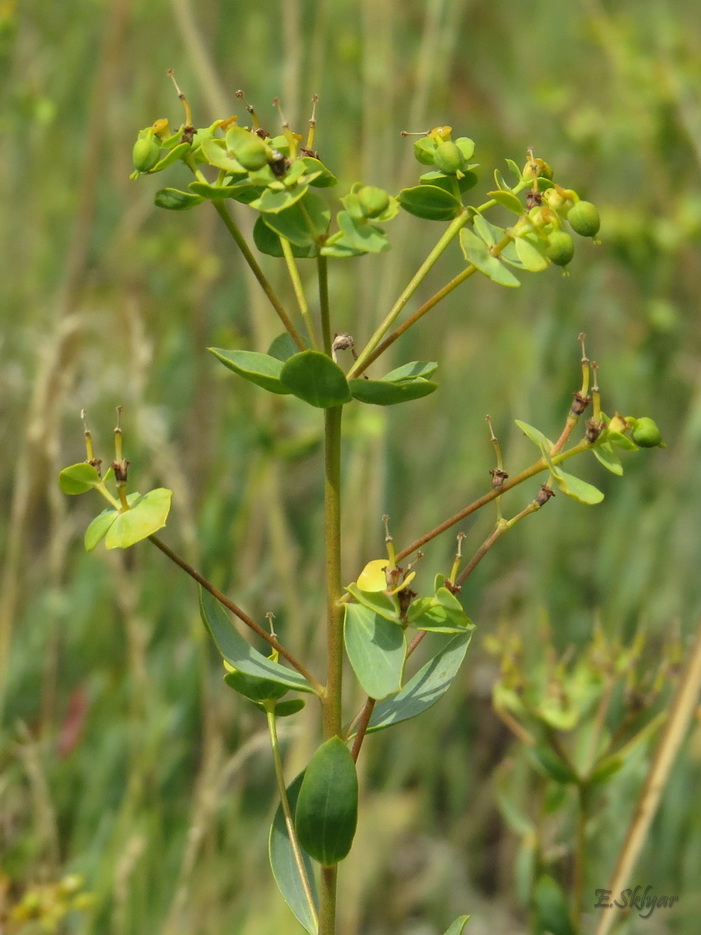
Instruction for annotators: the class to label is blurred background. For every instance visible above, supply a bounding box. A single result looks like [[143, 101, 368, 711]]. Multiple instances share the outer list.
[[1, 0, 700, 932]]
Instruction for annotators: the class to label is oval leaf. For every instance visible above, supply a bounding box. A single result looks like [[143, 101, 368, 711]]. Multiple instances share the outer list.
[[344, 604, 405, 700], [261, 191, 330, 247], [208, 348, 291, 395], [366, 631, 473, 734], [269, 772, 319, 934], [514, 419, 553, 452], [398, 185, 462, 221], [459, 228, 520, 287], [253, 217, 317, 258], [552, 470, 604, 504], [59, 463, 102, 495], [224, 668, 290, 703], [487, 189, 525, 215], [199, 588, 315, 694], [154, 188, 204, 211], [103, 488, 172, 549], [281, 351, 352, 408], [349, 377, 437, 406], [294, 738, 358, 866]]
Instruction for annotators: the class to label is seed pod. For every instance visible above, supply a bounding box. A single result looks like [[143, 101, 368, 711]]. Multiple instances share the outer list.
[[235, 135, 271, 171], [567, 200, 601, 237], [546, 231, 575, 266], [357, 186, 391, 218], [132, 129, 161, 173], [631, 416, 665, 448], [434, 140, 464, 175]]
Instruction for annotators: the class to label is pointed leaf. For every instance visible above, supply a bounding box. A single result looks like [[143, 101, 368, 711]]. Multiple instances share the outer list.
[[84, 506, 121, 551], [334, 211, 389, 253], [349, 376, 437, 406], [301, 156, 338, 187], [295, 738, 358, 865], [103, 488, 173, 549], [473, 214, 505, 246], [344, 604, 405, 700], [251, 184, 310, 214], [514, 419, 554, 452], [280, 351, 352, 408], [442, 917, 470, 935], [208, 348, 291, 395], [154, 188, 204, 211], [398, 185, 462, 221], [592, 443, 624, 476], [269, 772, 319, 934], [487, 189, 525, 215], [407, 588, 475, 633], [199, 588, 315, 693], [59, 463, 102, 495], [459, 228, 520, 287], [382, 361, 438, 381], [366, 631, 473, 733], [552, 470, 604, 504]]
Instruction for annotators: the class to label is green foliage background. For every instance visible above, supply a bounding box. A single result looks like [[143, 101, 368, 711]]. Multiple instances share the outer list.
[[1, 0, 700, 932]]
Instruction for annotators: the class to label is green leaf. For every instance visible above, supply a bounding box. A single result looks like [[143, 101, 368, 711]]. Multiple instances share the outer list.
[[273, 698, 306, 717], [382, 361, 438, 381], [294, 738, 358, 866], [349, 376, 437, 406], [154, 188, 204, 211], [224, 668, 290, 703], [199, 588, 315, 694], [101, 488, 173, 549], [487, 189, 525, 215], [59, 463, 102, 495], [269, 772, 319, 935], [200, 137, 247, 174], [253, 217, 317, 258], [250, 184, 310, 214], [280, 351, 352, 408], [334, 211, 389, 253], [261, 191, 330, 247], [500, 234, 549, 272], [84, 501, 128, 551], [344, 603, 406, 700], [300, 156, 338, 187], [552, 470, 604, 504], [419, 170, 478, 195], [530, 746, 579, 785], [592, 442, 624, 475], [514, 419, 554, 452], [398, 185, 462, 221], [532, 875, 576, 935], [505, 158, 522, 180], [188, 179, 260, 201], [459, 228, 520, 287], [407, 587, 475, 633], [268, 332, 303, 361], [148, 141, 191, 173], [345, 584, 400, 624], [366, 631, 472, 733], [442, 917, 470, 935], [208, 348, 292, 395], [472, 214, 505, 246]]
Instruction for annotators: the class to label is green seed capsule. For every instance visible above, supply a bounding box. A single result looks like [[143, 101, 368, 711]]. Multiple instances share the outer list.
[[631, 416, 664, 448], [434, 140, 464, 175], [545, 231, 575, 266], [567, 200, 601, 238], [235, 135, 271, 171], [132, 129, 161, 173], [357, 186, 391, 218]]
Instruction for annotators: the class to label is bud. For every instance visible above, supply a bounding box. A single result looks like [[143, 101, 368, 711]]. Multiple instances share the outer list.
[[545, 231, 575, 266], [434, 140, 464, 176], [630, 416, 665, 448], [132, 128, 161, 173], [567, 200, 601, 238], [356, 185, 391, 218]]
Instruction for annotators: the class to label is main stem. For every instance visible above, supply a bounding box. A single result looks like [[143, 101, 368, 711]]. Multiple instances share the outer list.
[[319, 403, 344, 935]]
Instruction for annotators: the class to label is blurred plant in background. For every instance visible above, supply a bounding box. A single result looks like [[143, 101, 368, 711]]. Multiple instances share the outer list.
[[1, 1, 700, 933]]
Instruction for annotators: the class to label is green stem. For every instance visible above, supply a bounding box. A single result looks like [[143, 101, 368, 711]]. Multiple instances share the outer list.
[[348, 210, 469, 377], [281, 236, 319, 349], [319, 866, 337, 935], [148, 534, 323, 693], [317, 254, 332, 355], [212, 201, 306, 350], [266, 705, 319, 931], [322, 405, 344, 740]]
